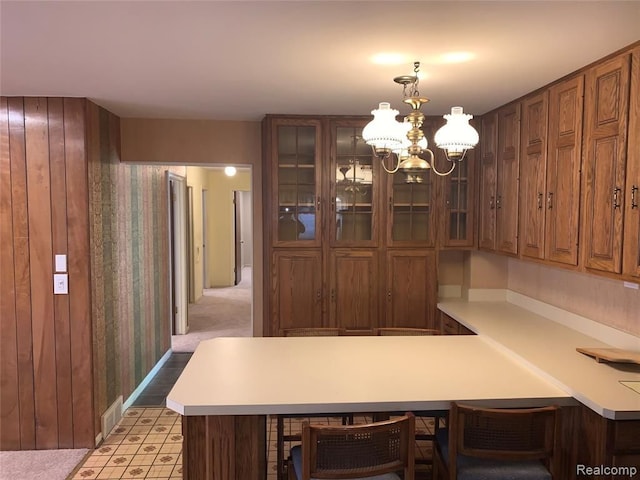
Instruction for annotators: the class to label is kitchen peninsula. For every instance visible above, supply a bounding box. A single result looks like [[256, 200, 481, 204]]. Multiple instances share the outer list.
[[168, 332, 582, 479]]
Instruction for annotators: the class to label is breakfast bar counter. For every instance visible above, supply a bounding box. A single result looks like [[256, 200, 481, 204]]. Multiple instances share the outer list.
[[167, 334, 574, 479]]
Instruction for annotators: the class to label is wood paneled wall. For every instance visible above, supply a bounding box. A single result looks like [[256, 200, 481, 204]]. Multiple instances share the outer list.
[[0, 97, 94, 449]]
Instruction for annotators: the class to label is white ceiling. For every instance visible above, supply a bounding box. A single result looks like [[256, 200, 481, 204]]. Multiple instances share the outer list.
[[2, 1, 639, 121]]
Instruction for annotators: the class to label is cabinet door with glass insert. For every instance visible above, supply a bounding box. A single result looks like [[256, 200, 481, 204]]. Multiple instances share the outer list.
[[270, 118, 322, 247], [386, 164, 436, 247], [330, 119, 379, 246]]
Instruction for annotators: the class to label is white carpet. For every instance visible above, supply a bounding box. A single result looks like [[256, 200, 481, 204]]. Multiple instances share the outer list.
[[0, 448, 89, 480]]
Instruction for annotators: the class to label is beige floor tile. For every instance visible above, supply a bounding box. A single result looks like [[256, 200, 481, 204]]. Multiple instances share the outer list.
[[72, 467, 100, 479], [113, 444, 141, 455], [94, 445, 117, 456], [82, 455, 111, 468], [138, 443, 163, 455], [121, 465, 150, 478], [102, 434, 126, 445], [96, 466, 127, 479], [105, 454, 133, 468], [145, 433, 169, 444], [158, 443, 181, 454], [128, 453, 158, 466], [146, 464, 174, 477]]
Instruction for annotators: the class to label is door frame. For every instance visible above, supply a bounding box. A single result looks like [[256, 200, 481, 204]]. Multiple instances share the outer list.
[[167, 172, 188, 335]]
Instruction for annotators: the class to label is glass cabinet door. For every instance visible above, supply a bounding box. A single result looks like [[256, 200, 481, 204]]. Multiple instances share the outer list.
[[273, 120, 321, 245], [442, 151, 475, 247], [331, 121, 378, 246], [387, 167, 435, 246]]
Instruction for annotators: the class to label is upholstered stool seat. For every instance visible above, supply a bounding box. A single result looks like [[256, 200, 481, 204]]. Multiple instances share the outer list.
[[435, 429, 552, 480]]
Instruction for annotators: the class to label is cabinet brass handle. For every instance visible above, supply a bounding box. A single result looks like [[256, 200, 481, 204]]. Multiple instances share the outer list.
[[613, 187, 621, 209], [631, 185, 638, 209], [387, 290, 392, 300], [331, 197, 336, 211], [547, 192, 553, 210], [316, 290, 321, 300], [496, 195, 502, 209], [316, 196, 321, 211], [537, 192, 543, 210]]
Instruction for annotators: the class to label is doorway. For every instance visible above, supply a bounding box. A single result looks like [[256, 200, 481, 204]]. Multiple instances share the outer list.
[[171, 166, 253, 352], [167, 172, 188, 336]]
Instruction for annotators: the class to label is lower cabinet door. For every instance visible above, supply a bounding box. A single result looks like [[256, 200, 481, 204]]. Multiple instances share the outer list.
[[272, 249, 323, 335], [385, 250, 437, 329], [329, 249, 378, 331]]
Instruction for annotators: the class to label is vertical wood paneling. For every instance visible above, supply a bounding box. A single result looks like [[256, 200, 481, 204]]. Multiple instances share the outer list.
[[64, 98, 94, 447], [24, 97, 59, 449], [8, 97, 37, 449], [1, 96, 94, 450], [0, 97, 21, 450], [48, 97, 74, 448]]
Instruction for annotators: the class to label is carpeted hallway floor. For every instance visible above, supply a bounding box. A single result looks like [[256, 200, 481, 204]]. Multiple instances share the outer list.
[[171, 266, 252, 352]]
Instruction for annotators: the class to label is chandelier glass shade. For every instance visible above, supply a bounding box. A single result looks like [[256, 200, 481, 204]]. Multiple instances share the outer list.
[[362, 62, 479, 177]]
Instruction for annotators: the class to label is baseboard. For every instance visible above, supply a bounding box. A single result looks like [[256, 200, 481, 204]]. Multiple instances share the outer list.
[[123, 348, 172, 411]]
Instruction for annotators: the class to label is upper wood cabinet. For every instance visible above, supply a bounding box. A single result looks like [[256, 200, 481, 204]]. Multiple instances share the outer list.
[[478, 103, 520, 255], [519, 91, 549, 260], [268, 117, 323, 248], [582, 52, 631, 274], [546, 75, 584, 265], [330, 119, 381, 248], [263, 115, 440, 334], [519, 76, 584, 265], [622, 46, 640, 278], [496, 102, 521, 255], [478, 111, 498, 250]]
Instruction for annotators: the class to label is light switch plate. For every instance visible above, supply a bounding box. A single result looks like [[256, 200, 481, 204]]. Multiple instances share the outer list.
[[55, 254, 67, 273], [54, 274, 68, 295]]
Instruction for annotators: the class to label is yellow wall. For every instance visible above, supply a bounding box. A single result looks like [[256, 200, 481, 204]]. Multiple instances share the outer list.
[[185, 166, 207, 300], [205, 169, 252, 288]]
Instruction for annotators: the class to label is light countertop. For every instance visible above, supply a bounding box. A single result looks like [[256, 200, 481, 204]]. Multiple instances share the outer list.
[[166, 335, 574, 416], [438, 300, 640, 420]]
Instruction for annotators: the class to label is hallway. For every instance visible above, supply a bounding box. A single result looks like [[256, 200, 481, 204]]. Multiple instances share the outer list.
[[171, 266, 252, 352]]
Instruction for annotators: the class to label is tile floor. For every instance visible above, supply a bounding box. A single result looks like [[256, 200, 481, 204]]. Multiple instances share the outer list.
[[72, 353, 436, 479], [72, 407, 182, 479]]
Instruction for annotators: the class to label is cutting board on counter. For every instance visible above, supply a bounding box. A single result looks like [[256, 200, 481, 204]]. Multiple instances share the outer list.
[[576, 347, 640, 365]]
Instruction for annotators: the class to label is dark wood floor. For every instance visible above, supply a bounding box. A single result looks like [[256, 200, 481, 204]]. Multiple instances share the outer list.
[[132, 352, 193, 406]]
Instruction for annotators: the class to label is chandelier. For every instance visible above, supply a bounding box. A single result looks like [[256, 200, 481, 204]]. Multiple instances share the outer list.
[[362, 61, 479, 176]]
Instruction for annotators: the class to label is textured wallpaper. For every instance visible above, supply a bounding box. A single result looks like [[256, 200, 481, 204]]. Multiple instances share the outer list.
[[88, 103, 179, 420]]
